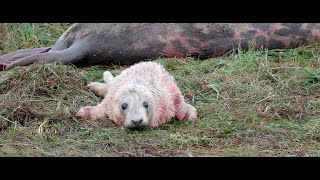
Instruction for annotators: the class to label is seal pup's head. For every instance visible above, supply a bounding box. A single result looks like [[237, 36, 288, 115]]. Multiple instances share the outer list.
[[111, 84, 155, 130]]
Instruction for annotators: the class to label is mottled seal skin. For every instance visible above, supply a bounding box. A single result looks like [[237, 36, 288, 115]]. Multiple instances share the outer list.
[[1, 23, 320, 70]]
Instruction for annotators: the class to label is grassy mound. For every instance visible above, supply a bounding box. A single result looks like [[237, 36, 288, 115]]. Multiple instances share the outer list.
[[0, 63, 97, 129]]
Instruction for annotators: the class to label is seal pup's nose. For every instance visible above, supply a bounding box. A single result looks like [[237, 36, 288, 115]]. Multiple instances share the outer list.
[[131, 119, 143, 125]]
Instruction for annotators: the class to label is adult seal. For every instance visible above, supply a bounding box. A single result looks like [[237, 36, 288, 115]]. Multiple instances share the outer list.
[[1, 23, 320, 70]]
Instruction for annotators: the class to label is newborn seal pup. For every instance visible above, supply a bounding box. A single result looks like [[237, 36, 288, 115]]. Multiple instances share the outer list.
[[76, 61, 197, 129]]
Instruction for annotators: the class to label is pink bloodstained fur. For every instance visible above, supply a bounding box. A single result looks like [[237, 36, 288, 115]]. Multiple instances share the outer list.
[[77, 61, 197, 128]]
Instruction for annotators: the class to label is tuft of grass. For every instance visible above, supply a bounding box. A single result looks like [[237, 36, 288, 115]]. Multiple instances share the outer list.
[[304, 68, 320, 89], [0, 23, 320, 157], [0, 23, 70, 53]]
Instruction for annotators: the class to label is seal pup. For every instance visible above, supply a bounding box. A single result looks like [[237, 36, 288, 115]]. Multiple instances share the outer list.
[[76, 61, 197, 129]]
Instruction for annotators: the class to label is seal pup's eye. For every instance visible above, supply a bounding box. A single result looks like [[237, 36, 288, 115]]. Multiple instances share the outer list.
[[143, 101, 148, 108], [121, 103, 128, 110]]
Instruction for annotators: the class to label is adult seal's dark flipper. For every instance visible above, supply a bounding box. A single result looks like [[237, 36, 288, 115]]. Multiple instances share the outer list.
[[0, 47, 51, 70], [2, 23, 320, 70], [4, 41, 90, 70]]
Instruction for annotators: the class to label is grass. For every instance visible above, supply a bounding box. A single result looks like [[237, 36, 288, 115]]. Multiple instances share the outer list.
[[0, 23, 319, 157]]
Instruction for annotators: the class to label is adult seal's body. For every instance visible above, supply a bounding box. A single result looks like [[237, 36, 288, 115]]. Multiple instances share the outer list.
[[1, 23, 320, 70]]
